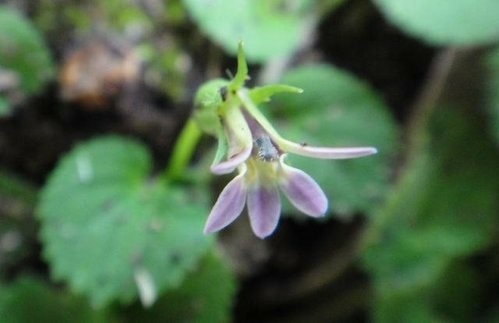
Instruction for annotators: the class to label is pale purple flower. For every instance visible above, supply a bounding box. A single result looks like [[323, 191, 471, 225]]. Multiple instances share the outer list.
[[203, 101, 377, 239], [204, 155, 331, 238], [197, 43, 377, 239]]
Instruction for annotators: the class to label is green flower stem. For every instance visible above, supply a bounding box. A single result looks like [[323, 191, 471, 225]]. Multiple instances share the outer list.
[[162, 118, 202, 182]]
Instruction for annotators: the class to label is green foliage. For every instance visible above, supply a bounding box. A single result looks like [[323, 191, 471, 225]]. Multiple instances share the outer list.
[[37, 136, 212, 307], [485, 47, 499, 145], [182, 0, 314, 62], [0, 277, 111, 323], [124, 252, 236, 323], [362, 107, 499, 322], [375, 0, 499, 45], [0, 97, 8, 116], [270, 64, 397, 216], [0, 6, 54, 115], [0, 171, 38, 277], [36, 0, 151, 32]]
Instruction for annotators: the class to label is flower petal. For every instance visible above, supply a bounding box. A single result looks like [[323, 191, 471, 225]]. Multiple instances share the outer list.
[[210, 145, 251, 174], [279, 138, 377, 159], [247, 185, 281, 239], [279, 164, 328, 217], [211, 105, 253, 174], [203, 172, 247, 234]]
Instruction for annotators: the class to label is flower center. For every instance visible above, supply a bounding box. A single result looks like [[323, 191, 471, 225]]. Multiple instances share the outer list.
[[245, 155, 280, 188], [253, 135, 279, 162]]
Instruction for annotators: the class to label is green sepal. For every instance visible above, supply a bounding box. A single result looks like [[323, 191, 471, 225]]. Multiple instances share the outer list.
[[228, 42, 248, 92], [249, 84, 303, 105], [212, 130, 229, 168], [192, 79, 229, 135]]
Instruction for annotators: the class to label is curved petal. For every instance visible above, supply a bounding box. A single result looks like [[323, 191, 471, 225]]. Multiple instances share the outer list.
[[279, 164, 328, 217], [204, 172, 247, 234], [211, 105, 253, 174], [247, 185, 281, 239], [210, 145, 251, 174], [279, 139, 378, 159]]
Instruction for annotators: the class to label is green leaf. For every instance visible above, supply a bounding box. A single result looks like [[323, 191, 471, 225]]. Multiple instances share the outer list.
[[374, 0, 499, 45], [270, 64, 398, 216], [182, 0, 313, 62], [362, 107, 499, 322], [0, 6, 54, 95], [36, 0, 152, 34], [0, 96, 10, 116], [485, 47, 499, 145], [37, 136, 212, 307], [124, 251, 236, 323], [0, 277, 111, 323]]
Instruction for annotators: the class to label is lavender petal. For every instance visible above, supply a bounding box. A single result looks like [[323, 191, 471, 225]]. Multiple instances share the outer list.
[[203, 173, 247, 234], [279, 139, 377, 159], [279, 164, 328, 217], [211, 105, 253, 174], [247, 185, 281, 239], [210, 145, 251, 175]]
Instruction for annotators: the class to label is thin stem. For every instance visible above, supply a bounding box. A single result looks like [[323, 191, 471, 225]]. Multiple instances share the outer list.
[[162, 118, 202, 182], [405, 48, 458, 160]]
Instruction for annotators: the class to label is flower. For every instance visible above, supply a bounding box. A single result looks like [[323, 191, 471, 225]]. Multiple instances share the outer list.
[[194, 43, 377, 239], [203, 107, 377, 238]]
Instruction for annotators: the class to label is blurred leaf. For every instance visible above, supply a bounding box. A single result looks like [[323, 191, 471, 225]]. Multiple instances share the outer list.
[[430, 261, 482, 321], [362, 107, 499, 322], [182, 0, 314, 62], [0, 96, 9, 116], [373, 291, 446, 323], [0, 171, 38, 275], [270, 64, 397, 216], [485, 47, 499, 145], [0, 277, 111, 323], [124, 251, 236, 323], [0, 6, 54, 95], [374, 0, 499, 45], [37, 136, 212, 307], [36, 0, 152, 33], [0, 169, 37, 204]]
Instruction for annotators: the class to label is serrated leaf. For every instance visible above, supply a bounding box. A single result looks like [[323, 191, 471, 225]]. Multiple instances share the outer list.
[[0, 6, 54, 95], [270, 64, 397, 216], [374, 0, 499, 46], [0, 277, 111, 323], [37, 136, 212, 306], [182, 0, 313, 62], [125, 252, 236, 323]]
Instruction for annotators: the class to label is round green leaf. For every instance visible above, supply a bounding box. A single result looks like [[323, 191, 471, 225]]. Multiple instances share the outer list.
[[271, 64, 397, 216], [182, 0, 312, 62], [0, 7, 54, 94], [374, 0, 499, 45], [37, 136, 212, 306]]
